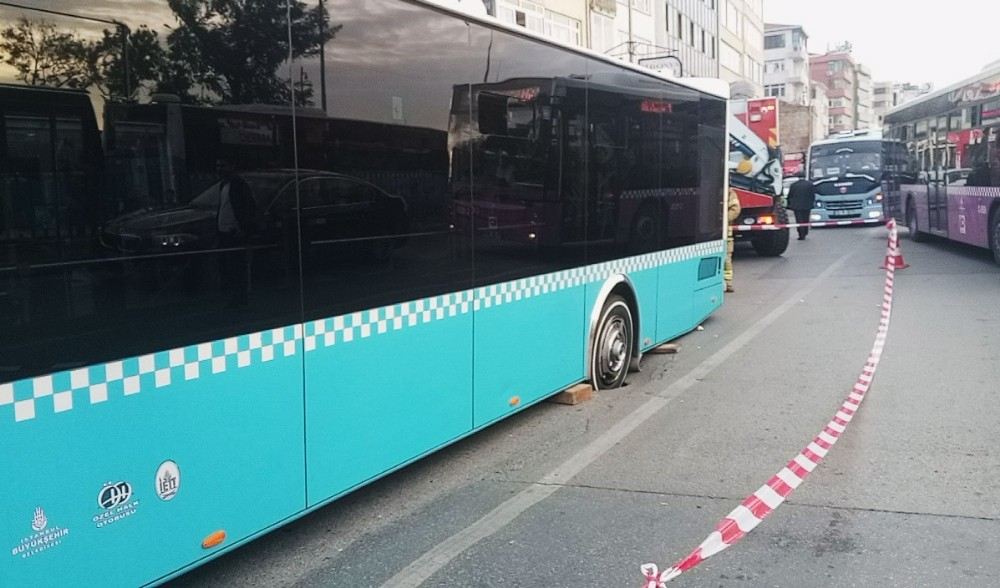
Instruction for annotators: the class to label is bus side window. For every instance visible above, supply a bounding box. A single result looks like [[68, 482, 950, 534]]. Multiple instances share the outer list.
[[477, 93, 509, 136]]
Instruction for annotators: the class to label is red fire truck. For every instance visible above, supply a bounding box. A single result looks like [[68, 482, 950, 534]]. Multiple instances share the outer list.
[[729, 97, 790, 256]]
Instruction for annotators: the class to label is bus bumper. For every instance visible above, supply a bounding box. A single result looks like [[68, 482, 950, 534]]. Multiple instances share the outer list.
[[810, 191, 885, 223]]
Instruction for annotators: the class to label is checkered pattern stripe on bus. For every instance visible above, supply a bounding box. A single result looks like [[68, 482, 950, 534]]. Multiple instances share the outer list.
[[0, 325, 304, 424], [620, 188, 701, 200], [1, 240, 724, 424]]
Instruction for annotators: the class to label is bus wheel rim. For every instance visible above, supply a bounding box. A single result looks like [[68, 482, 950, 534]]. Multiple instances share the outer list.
[[598, 316, 628, 385]]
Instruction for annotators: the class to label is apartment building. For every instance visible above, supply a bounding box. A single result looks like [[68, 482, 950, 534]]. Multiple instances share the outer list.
[[651, 0, 721, 77], [763, 24, 810, 105], [491, 0, 588, 47], [719, 0, 765, 97], [487, 1, 724, 79]]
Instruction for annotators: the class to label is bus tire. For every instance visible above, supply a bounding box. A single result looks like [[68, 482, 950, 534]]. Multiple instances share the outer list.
[[590, 294, 634, 390], [990, 207, 1000, 266], [751, 206, 790, 257]]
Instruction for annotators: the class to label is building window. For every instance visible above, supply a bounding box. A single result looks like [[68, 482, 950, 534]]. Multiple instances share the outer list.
[[764, 34, 784, 50], [766, 60, 785, 73], [701, 30, 706, 53], [677, 13, 683, 39], [725, 2, 740, 33], [590, 12, 615, 53], [745, 56, 762, 83], [544, 11, 582, 45], [498, 0, 544, 34], [791, 31, 804, 50], [745, 22, 763, 50], [711, 35, 716, 59], [690, 22, 696, 47], [664, 4, 670, 32], [631, 0, 652, 14], [765, 84, 786, 98], [498, 0, 582, 45], [720, 41, 741, 73]]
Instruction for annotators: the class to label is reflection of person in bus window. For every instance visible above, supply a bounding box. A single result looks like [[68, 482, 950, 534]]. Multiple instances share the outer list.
[[497, 152, 515, 187], [215, 159, 256, 308]]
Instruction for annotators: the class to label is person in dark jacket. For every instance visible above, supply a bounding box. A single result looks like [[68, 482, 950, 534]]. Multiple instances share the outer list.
[[786, 177, 817, 240], [215, 159, 257, 307]]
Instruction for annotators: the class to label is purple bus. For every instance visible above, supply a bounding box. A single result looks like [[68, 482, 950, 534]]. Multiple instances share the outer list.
[[883, 66, 1000, 264]]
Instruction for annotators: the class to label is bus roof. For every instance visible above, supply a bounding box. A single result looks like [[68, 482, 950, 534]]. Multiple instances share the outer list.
[[885, 63, 1000, 119], [811, 129, 884, 148], [414, 0, 730, 101]]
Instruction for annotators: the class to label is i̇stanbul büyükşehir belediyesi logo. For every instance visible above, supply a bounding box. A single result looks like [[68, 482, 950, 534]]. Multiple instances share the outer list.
[[31, 506, 46, 532], [10, 507, 70, 560]]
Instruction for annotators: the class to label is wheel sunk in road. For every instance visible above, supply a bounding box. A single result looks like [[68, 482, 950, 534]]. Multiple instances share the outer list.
[[751, 206, 791, 257], [591, 295, 635, 390]]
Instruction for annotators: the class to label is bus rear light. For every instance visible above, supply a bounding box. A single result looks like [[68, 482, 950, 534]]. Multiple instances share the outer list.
[[509, 396, 521, 407], [202, 530, 227, 550]]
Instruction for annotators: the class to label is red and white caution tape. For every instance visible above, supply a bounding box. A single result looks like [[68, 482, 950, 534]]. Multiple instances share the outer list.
[[640, 219, 902, 586], [733, 218, 885, 232]]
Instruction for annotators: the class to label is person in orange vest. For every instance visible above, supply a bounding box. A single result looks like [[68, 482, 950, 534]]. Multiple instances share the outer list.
[[725, 188, 741, 293]]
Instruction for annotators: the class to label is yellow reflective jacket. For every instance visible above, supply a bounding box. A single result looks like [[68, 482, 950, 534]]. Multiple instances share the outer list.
[[727, 189, 742, 223]]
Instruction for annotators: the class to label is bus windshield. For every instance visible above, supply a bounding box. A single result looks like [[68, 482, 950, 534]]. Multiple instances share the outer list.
[[810, 141, 882, 181]]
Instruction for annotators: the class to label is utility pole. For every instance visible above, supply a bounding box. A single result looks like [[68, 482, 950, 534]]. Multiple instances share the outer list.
[[318, 0, 328, 114], [626, 1, 634, 63]]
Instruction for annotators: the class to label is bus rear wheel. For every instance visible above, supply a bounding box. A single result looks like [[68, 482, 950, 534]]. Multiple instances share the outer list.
[[591, 295, 634, 390]]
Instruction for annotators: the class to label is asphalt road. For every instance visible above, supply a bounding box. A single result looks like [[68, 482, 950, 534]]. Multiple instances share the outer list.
[[170, 225, 1000, 588]]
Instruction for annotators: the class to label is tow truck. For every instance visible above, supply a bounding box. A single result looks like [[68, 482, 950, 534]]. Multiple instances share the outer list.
[[728, 97, 790, 257]]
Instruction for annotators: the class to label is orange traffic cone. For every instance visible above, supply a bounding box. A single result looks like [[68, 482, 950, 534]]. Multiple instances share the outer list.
[[880, 219, 909, 270]]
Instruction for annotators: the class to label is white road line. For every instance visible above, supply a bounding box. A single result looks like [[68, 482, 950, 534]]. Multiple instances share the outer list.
[[379, 245, 863, 588]]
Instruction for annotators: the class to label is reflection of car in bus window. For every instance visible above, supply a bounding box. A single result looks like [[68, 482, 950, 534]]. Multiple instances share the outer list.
[[101, 170, 408, 256]]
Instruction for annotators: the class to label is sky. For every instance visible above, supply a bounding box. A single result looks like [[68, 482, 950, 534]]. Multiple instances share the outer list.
[[764, 0, 1000, 89]]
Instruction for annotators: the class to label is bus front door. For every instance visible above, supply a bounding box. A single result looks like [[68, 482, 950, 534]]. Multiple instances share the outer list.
[[928, 168, 948, 235]]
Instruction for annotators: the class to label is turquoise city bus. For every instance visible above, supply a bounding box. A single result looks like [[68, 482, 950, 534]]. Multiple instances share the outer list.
[[806, 130, 891, 223], [0, 1, 728, 585]]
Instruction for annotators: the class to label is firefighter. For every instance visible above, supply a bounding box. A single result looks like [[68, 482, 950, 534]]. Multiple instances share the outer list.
[[725, 188, 741, 293]]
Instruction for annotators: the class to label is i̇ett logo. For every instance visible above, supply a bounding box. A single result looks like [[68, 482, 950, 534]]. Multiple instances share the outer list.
[[155, 460, 180, 501]]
